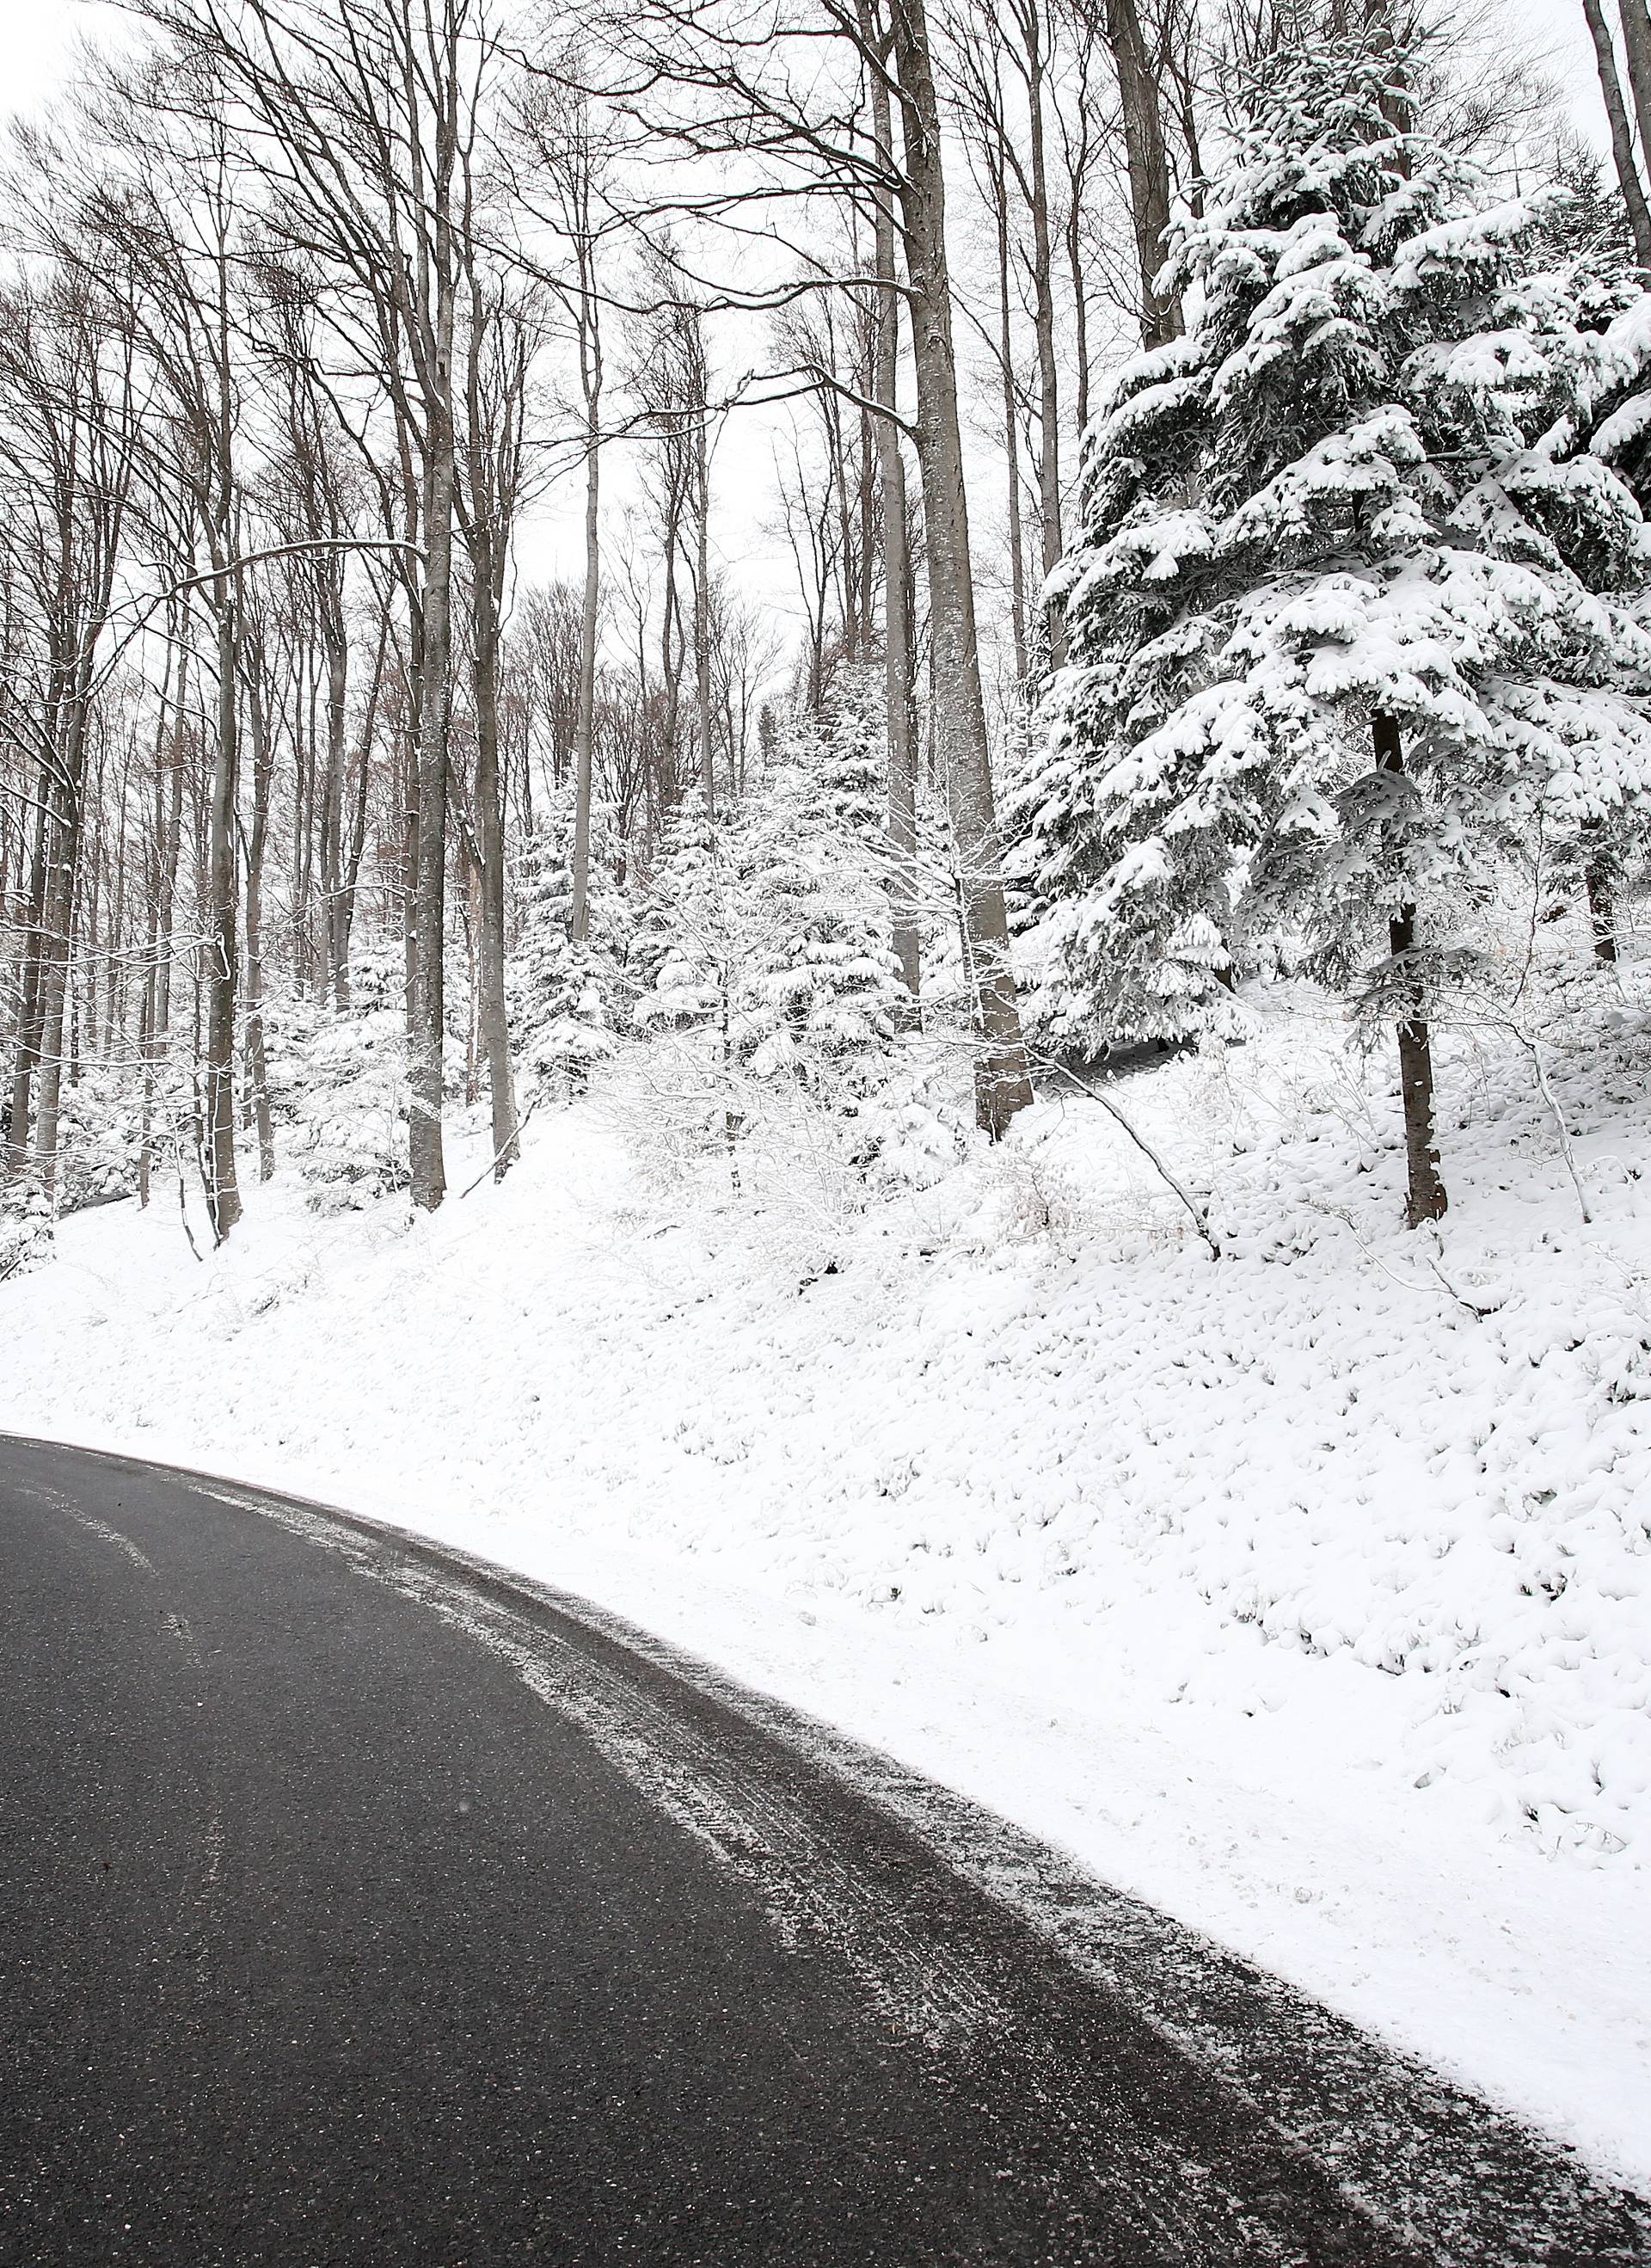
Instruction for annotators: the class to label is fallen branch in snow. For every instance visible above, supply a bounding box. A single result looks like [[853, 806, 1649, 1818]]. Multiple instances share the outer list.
[[1028, 1047, 1222, 1260], [1418, 1232, 1506, 1321], [175, 1161, 204, 1265], [1445, 981, 1595, 1229], [1311, 1200, 1502, 1319], [1518, 1032, 1593, 1227], [457, 1096, 544, 1201]]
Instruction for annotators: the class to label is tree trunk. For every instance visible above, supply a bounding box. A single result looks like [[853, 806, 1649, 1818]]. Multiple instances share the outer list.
[[338, 612, 390, 1013], [320, 625, 350, 1011], [1022, 6, 1065, 667], [571, 275, 602, 943], [992, 174, 1029, 685], [1065, 175, 1091, 437], [410, 408, 456, 1213], [891, 0, 1034, 1134], [1102, 0, 1182, 348], [31, 773, 81, 1203], [473, 563, 521, 1179], [1374, 712, 1446, 1226], [203, 599, 242, 1240], [138, 682, 187, 1209], [244, 645, 276, 1183], [1584, 0, 1651, 264], [1616, 0, 1651, 224], [694, 413, 716, 813], [869, 59, 921, 1012], [6, 774, 50, 1178], [1587, 858, 1620, 965]]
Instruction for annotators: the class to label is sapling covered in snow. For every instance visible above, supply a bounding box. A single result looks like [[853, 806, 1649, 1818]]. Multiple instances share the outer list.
[[509, 790, 624, 1102], [0, 1177, 54, 1282], [807, 666, 887, 843], [629, 791, 728, 1036], [629, 717, 908, 1173], [727, 756, 903, 1102], [270, 946, 413, 1214], [1022, 31, 1651, 1221]]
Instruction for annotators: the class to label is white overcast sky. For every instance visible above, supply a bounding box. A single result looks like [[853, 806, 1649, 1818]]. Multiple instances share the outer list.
[[8, 0, 1609, 132]]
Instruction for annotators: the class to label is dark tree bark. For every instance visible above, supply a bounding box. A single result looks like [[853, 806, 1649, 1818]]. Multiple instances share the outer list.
[[1616, 0, 1651, 226], [1586, 857, 1620, 966], [1374, 712, 1446, 1227], [1013, 0, 1065, 666], [203, 588, 243, 1239], [1100, 0, 1182, 348], [867, 51, 922, 1010], [457, 274, 525, 1183], [1583, 0, 1651, 266], [242, 627, 277, 1183], [890, 0, 1034, 1133]]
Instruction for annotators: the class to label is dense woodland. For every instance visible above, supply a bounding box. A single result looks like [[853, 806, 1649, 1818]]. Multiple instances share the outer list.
[[5, 0, 1651, 1269]]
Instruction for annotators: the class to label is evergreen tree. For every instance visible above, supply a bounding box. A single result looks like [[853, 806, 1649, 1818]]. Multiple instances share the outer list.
[[628, 790, 729, 1033], [727, 756, 903, 1100], [279, 944, 413, 1214], [811, 667, 887, 841], [1023, 32, 1651, 1222], [631, 728, 905, 1163], [510, 789, 623, 1100]]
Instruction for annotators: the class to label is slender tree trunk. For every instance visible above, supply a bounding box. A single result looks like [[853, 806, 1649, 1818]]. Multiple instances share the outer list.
[[7, 777, 50, 1177], [694, 415, 715, 813], [571, 269, 602, 943], [410, 408, 456, 1211], [203, 597, 242, 1240], [1617, 0, 1651, 213], [1584, 0, 1651, 264], [104, 737, 131, 1059], [1374, 712, 1446, 1226], [660, 494, 684, 813], [993, 178, 1029, 684], [472, 569, 520, 1178], [1102, 0, 1182, 347], [402, 723, 420, 1030], [338, 611, 390, 1011], [891, 0, 1034, 1134], [31, 763, 82, 1202], [138, 676, 187, 1208], [1587, 857, 1620, 965], [244, 646, 276, 1183], [1065, 187, 1091, 436], [1022, 11, 1065, 667], [869, 58, 922, 1012], [321, 625, 349, 1010]]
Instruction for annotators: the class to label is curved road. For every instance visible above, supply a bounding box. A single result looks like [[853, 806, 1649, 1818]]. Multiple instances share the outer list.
[[2, 1435, 1647, 2267]]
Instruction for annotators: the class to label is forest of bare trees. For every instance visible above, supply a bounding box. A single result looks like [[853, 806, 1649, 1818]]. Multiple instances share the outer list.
[[0, 0, 1642, 1255]]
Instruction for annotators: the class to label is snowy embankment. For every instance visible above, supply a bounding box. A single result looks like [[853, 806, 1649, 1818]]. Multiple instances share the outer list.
[[4, 979, 1650, 2188]]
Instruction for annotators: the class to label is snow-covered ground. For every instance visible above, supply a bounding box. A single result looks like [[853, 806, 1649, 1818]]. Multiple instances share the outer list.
[[4, 974, 1650, 2191]]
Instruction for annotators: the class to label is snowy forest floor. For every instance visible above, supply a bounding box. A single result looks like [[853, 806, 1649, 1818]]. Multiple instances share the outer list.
[[4, 968, 1651, 2190]]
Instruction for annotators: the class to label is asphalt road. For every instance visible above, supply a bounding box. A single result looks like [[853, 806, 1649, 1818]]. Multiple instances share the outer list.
[[2, 1436, 1648, 2268]]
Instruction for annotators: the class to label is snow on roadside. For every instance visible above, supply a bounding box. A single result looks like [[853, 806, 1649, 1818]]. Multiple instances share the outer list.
[[3, 978, 1650, 2190]]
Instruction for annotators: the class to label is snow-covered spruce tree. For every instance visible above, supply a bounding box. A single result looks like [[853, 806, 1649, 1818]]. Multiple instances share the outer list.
[[726, 754, 904, 1105], [1023, 33, 1651, 1223], [810, 665, 887, 842], [630, 734, 905, 1172], [628, 790, 729, 1034], [509, 788, 624, 1102], [273, 944, 413, 1214]]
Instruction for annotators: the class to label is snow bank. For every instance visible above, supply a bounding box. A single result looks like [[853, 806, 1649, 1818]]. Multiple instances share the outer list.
[[3, 973, 1650, 2188]]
